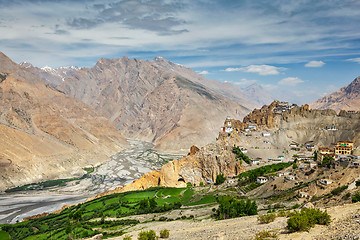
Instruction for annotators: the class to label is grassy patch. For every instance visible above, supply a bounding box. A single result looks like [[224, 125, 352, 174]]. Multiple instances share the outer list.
[[0, 231, 10, 240], [187, 195, 216, 206]]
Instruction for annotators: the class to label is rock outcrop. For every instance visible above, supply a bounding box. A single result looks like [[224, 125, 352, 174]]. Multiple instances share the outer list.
[[0, 52, 128, 191], [92, 138, 245, 199]]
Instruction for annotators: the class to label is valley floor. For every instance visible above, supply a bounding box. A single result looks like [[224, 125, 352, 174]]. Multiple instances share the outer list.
[[0, 140, 182, 224]]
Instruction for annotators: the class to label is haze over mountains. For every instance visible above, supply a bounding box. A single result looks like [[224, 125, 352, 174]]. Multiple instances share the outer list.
[[311, 76, 360, 112]]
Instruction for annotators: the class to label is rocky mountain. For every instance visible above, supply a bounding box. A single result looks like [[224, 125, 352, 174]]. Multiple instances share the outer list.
[[0, 52, 128, 191], [311, 76, 360, 112], [150, 57, 262, 109], [20, 62, 81, 87], [55, 56, 252, 153]]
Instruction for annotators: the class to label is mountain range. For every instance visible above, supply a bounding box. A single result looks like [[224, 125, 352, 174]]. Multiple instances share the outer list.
[[24, 56, 272, 153], [0, 52, 128, 190]]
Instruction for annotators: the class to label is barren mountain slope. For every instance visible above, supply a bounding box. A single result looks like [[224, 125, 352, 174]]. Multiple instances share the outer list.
[[58, 57, 251, 153], [311, 76, 360, 112], [0, 52, 128, 191], [150, 57, 265, 109]]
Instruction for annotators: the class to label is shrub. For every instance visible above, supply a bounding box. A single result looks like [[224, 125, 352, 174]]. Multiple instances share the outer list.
[[287, 208, 331, 232], [159, 229, 170, 238], [199, 182, 204, 187], [123, 235, 132, 240], [252, 230, 279, 240], [331, 185, 348, 196], [343, 192, 351, 200], [277, 210, 290, 217], [215, 174, 226, 185], [257, 213, 277, 224], [356, 180, 360, 187], [138, 229, 158, 240], [352, 191, 360, 203]]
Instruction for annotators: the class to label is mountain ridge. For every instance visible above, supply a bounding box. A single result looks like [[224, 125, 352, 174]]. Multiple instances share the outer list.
[[311, 76, 360, 112]]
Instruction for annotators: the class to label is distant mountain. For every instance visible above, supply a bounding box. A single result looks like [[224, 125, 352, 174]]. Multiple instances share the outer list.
[[311, 76, 360, 112], [54, 56, 254, 153], [242, 83, 274, 107], [0, 52, 128, 191], [20, 62, 81, 87]]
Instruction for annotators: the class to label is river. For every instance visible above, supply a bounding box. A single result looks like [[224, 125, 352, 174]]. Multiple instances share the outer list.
[[0, 140, 183, 224]]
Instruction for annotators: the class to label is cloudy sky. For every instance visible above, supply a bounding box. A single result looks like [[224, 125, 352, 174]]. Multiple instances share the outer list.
[[1, 0, 360, 104]]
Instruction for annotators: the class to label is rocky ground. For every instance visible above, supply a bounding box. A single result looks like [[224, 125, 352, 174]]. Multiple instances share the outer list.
[[102, 202, 360, 240]]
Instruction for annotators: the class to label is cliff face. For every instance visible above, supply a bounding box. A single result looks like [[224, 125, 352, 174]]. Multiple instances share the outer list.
[[0, 52, 128, 191], [241, 100, 360, 148], [57, 57, 250, 153], [94, 137, 245, 198], [311, 76, 360, 112]]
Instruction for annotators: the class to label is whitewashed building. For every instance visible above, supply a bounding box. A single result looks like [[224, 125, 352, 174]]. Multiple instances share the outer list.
[[257, 177, 268, 184]]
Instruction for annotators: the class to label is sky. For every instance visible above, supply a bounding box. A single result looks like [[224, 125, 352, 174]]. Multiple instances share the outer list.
[[1, 0, 360, 104]]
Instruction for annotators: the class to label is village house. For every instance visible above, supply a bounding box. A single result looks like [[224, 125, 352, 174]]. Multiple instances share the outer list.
[[257, 176, 268, 184], [277, 172, 284, 177], [319, 179, 332, 185], [240, 147, 248, 153], [251, 158, 262, 165], [325, 125, 337, 131], [286, 175, 295, 181], [335, 141, 353, 155], [319, 147, 335, 155], [247, 124, 257, 131], [299, 192, 309, 198], [262, 132, 271, 137], [309, 162, 317, 168], [227, 178, 237, 184]]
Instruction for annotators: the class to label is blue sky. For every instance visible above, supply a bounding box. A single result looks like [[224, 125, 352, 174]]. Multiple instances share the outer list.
[[1, 0, 360, 104]]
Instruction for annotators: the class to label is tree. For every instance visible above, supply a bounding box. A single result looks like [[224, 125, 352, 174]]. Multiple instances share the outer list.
[[313, 151, 318, 161], [292, 163, 298, 169], [216, 174, 226, 185], [149, 198, 157, 209]]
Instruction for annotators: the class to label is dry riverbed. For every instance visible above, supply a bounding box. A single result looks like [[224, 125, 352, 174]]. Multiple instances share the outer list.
[[0, 140, 183, 224]]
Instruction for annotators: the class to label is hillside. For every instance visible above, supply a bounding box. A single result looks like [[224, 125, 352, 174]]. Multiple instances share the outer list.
[[0, 52, 128, 191], [55, 57, 251, 153], [311, 76, 360, 112]]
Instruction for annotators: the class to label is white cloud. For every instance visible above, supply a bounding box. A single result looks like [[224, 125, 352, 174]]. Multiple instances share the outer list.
[[224, 67, 242, 72], [278, 77, 304, 86], [305, 60, 325, 67], [225, 65, 286, 75], [197, 70, 209, 75], [233, 78, 257, 86], [347, 58, 360, 63]]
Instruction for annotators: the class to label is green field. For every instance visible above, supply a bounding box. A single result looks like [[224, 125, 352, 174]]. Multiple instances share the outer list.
[[0, 231, 10, 240], [0, 187, 196, 240]]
